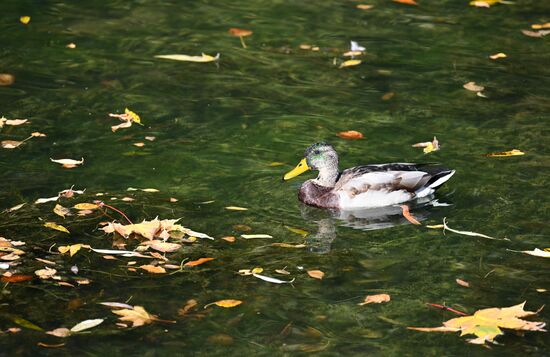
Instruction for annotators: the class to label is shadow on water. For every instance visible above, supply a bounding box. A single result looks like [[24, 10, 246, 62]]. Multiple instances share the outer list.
[[301, 195, 451, 253]]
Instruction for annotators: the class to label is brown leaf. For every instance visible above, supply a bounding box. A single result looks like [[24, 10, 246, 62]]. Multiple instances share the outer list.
[[221, 236, 236, 243], [337, 130, 364, 140], [393, 0, 418, 5], [358, 293, 391, 305], [463, 81, 484, 92], [1, 274, 33, 283], [228, 28, 253, 37], [0, 73, 15, 86], [178, 299, 198, 316], [307, 270, 325, 280], [46, 328, 71, 338], [139, 265, 166, 274], [184, 257, 215, 267]]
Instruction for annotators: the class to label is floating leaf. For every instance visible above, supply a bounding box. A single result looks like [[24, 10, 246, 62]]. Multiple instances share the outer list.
[[337, 130, 364, 140], [456, 278, 470, 287], [285, 226, 309, 237], [0, 74, 15, 86], [463, 82, 484, 92], [393, 0, 418, 5], [58, 244, 83, 257], [53, 204, 70, 218], [339, 59, 361, 68], [204, 299, 243, 309], [400, 205, 421, 225], [409, 302, 545, 344], [517, 248, 550, 258], [155, 53, 220, 63], [358, 293, 391, 305], [221, 236, 236, 243], [44, 222, 70, 234], [1, 140, 23, 149], [20, 16, 31, 24], [531, 22, 550, 29], [252, 273, 295, 284], [73, 203, 99, 210], [412, 136, 439, 154], [307, 270, 325, 280], [225, 206, 248, 211], [35, 267, 57, 279], [271, 243, 306, 248], [1, 274, 33, 283], [148, 241, 181, 253], [184, 257, 215, 267], [357, 4, 374, 10], [5, 203, 25, 213], [70, 319, 104, 333], [485, 149, 524, 157], [139, 265, 166, 274], [521, 29, 550, 38], [46, 328, 71, 338], [112, 306, 156, 327], [489, 52, 507, 60], [228, 28, 253, 37], [4, 119, 28, 126], [35, 196, 59, 204], [241, 234, 272, 239], [50, 157, 84, 168]]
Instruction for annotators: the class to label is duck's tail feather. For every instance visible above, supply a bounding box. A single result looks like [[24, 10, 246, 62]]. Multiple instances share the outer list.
[[415, 170, 455, 198]]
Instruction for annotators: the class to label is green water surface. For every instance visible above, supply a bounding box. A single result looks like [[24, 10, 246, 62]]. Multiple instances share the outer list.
[[1, 0, 549, 356]]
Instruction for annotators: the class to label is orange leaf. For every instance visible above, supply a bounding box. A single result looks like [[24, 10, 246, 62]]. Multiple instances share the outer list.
[[358, 293, 391, 305], [307, 270, 325, 280], [228, 28, 253, 37], [456, 278, 470, 287], [393, 0, 418, 5], [400, 205, 421, 225], [139, 265, 166, 274], [337, 130, 364, 140], [221, 236, 236, 243], [1, 274, 33, 283], [184, 257, 215, 267]]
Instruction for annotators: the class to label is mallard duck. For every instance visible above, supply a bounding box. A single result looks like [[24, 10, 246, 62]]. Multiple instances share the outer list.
[[283, 142, 455, 209]]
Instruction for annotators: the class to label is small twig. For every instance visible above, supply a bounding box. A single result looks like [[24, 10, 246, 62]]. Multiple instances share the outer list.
[[95, 201, 133, 224], [426, 302, 468, 316]]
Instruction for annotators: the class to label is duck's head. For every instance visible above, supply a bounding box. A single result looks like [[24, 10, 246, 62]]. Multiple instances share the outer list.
[[283, 142, 339, 180]]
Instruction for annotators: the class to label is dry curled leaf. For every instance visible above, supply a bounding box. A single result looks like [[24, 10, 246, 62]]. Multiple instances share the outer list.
[[307, 270, 324, 280], [358, 293, 391, 305], [112, 306, 156, 327]]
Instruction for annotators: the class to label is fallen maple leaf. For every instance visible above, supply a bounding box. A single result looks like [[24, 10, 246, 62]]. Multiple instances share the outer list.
[[409, 302, 545, 344], [112, 306, 156, 327], [307, 270, 324, 280], [358, 293, 391, 305], [184, 257, 215, 267]]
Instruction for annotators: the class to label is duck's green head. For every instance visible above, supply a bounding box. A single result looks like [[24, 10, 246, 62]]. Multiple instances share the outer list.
[[283, 142, 338, 180]]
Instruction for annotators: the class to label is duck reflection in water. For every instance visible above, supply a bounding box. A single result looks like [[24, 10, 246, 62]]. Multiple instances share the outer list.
[[301, 196, 450, 254]]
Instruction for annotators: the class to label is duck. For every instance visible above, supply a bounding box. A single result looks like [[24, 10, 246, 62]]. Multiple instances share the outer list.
[[283, 142, 455, 209]]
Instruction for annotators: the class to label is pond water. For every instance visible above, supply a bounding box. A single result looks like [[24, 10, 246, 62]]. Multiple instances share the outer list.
[[1, 0, 549, 355]]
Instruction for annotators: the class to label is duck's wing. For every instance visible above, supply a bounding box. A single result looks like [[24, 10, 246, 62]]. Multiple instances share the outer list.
[[334, 164, 455, 208]]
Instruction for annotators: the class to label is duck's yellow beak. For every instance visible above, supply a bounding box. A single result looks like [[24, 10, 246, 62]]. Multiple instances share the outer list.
[[283, 158, 310, 180]]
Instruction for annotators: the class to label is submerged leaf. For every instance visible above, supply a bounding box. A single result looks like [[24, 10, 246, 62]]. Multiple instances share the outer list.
[[44, 222, 70, 234], [485, 149, 524, 157], [184, 257, 215, 267], [204, 299, 243, 309], [155, 53, 220, 63], [358, 294, 391, 305]]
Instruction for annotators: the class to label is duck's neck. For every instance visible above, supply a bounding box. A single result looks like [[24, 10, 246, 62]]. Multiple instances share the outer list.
[[314, 166, 339, 187]]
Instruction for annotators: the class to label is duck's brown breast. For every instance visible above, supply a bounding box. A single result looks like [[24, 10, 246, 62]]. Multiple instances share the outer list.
[[298, 180, 339, 208]]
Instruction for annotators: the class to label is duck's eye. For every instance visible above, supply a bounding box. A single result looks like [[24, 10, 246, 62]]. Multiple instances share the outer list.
[[313, 150, 320, 155]]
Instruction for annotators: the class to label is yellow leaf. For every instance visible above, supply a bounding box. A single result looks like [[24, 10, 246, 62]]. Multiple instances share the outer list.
[[44, 222, 70, 234], [73, 203, 99, 210], [357, 4, 374, 10], [532, 22, 550, 29], [53, 204, 70, 218], [489, 52, 507, 60], [268, 162, 285, 167], [204, 299, 243, 309], [124, 108, 142, 125], [155, 53, 220, 63], [141, 188, 159, 192], [285, 226, 309, 237], [251, 267, 264, 274], [139, 265, 166, 274], [225, 206, 248, 211], [485, 149, 525, 157], [20, 16, 31, 24], [271, 243, 306, 248], [339, 59, 362, 68], [58, 244, 82, 257]]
